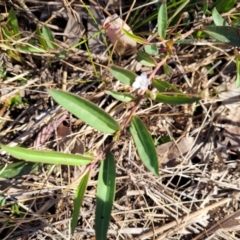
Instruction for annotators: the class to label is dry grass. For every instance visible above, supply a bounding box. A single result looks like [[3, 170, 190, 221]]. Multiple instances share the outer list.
[[1, 1, 240, 240]]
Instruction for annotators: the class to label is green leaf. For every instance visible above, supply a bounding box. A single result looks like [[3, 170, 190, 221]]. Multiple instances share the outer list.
[[11, 203, 20, 215], [36, 25, 48, 50], [130, 116, 159, 176], [202, 26, 240, 47], [71, 170, 90, 234], [106, 90, 135, 102], [167, 0, 189, 27], [1, 26, 13, 39], [154, 93, 200, 105], [236, 56, 240, 87], [122, 28, 150, 45], [57, 50, 67, 59], [0, 161, 40, 179], [49, 90, 121, 134], [136, 51, 156, 67], [0, 144, 93, 166], [41, 26, 57, 49], [212, 8, 228, 26], [152, 79, 182, 93], [8, 8, 19, 37], [158, 1, 167, 39], [0, 194, 7, 206], [214, 0, 235, 13], [163, 63, 173, 76], [18, 45, 46, 53], [95, 152, 116, 240], [144, 43, 158, 56], [109, 65, 137, 86], [202, 2, 208, 14]]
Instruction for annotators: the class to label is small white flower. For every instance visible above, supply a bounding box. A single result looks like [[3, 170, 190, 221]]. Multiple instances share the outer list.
[[132, 72, 150, 90]]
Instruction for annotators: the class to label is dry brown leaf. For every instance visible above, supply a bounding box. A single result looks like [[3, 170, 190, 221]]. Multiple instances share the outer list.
[[63, 11, 85, 46], [34, 114, 68, 148], [218, 82, 240, 151], [56, 123, 84, 154], [87, 2, 105, 54], [222, 121, 240, 151], [102, 14, 137, 56], [194, 207, 240, 240], [156, 137, 195, 167], [218, 82, 240, 113]]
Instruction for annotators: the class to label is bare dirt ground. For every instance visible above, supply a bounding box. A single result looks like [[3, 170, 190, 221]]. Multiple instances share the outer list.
[[1, 1, 240, 239]]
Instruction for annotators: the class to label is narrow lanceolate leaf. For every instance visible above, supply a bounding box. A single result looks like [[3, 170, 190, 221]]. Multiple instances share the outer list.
[[8, 8, 19, 37], [158, 1, 167, 39], [122, 28, 150, 45], [136, 51, 157, 67], [41, 26, 57, 49], [106, 90, 135, 102], [130, 116, 159, 176], [152, 79, 182, 93], [155, 93, 200, 105], [49, 90, 121, 134], [109, 65, 137, 86], [0, 161, 40, 179], [71, 170, 90, 234], [212, 8, 228, 26], [18, 45, 46, 53], [214, 0, 235, 13], [0, 144, 93, 166], [36, 25, 48, 50], [236, 56, 240, 87], [167, 0, 189, 26], [95, 152, 116, 240], [202, 26, 240, 47], [163, 63, 173, 76]]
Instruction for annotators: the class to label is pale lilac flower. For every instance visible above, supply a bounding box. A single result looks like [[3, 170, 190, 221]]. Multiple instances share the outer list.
[[132, 72, 150, 90]]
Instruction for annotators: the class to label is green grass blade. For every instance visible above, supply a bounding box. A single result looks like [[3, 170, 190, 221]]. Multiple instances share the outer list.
[[49, 90, 121, 134], [8, 8, 19, 37], [132, 10, 158, 31], [95, 152, 116, 240], [0, 144, 93, 166], [36, 25, 48, 50], [41, 26, 57, 49], [155, 93, 200, 104], [109, 65, 137, 86], [18, 45, 46, 53], [167, 0, 189, 27], [106, 90, 135, 102], [130, 116, 159, 176], [214, 0, 235, 13], [158, 1, 167, 39], [71, 169, 90, 234]]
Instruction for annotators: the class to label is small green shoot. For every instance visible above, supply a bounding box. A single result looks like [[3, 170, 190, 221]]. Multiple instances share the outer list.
[[71, 170, 90, 234], [95, 152, 116, 240]]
